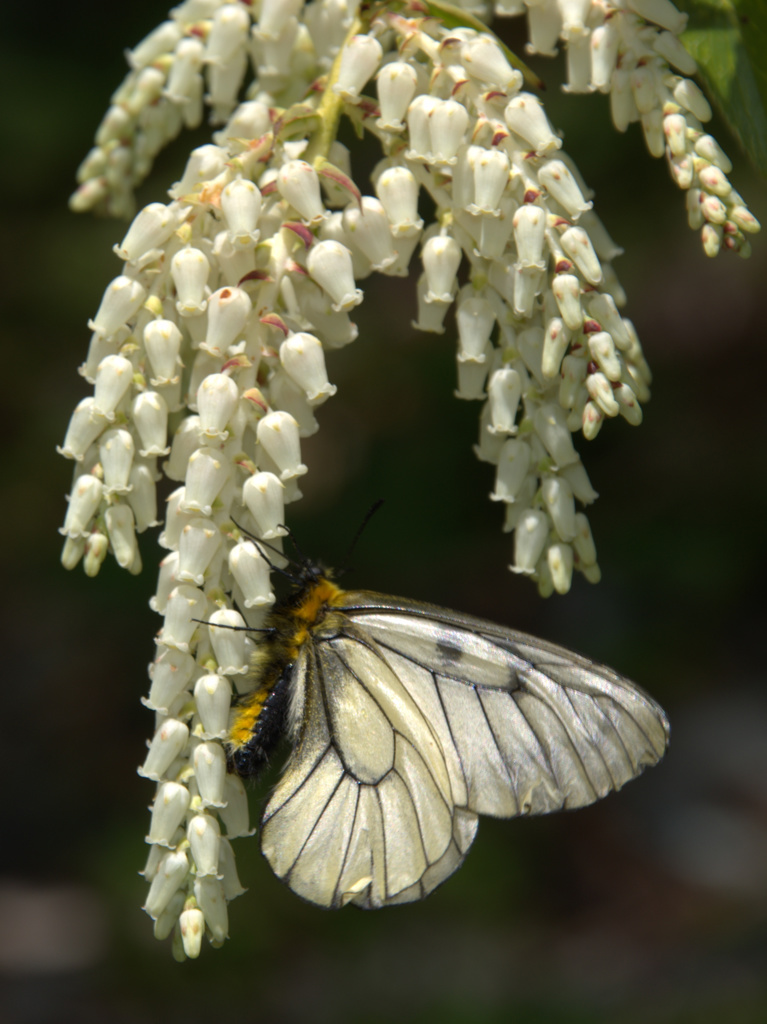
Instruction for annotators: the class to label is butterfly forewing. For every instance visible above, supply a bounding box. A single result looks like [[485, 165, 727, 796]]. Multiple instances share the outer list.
[[256, 586, 669, 910]]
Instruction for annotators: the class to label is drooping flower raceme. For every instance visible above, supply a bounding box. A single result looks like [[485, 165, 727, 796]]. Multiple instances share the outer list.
[[59, 0, 759, 957]]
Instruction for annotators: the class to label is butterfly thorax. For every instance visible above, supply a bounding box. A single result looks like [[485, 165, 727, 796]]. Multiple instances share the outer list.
[[227, 571, 347, 776]]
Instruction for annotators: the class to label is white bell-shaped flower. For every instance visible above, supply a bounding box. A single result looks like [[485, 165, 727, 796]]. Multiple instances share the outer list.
[[208, 607, 249, 675], [279, 332, 337, 405], [487, 367, 522, 434], [165, 37, 205, 102], [145, 647, 196, 714], [177, 517, 222, 586], [229, 540, 275, 608], [133, 391, 170, 457], [559, 354, 588, 410], [89, 276, 147, 339], [105, 502, 138, 569], [242, 472, 287, 540], [277, 160, 326, 224], [128, 462, 159, 532], [343, 197, 398, 271], [428, 99, 470, 165], [202, 286, 252, 356], [333, 33, 383, 101], [590, 22, 620, 92], [541, 476, 576, 541], [61, 474, 103, 537], [171, 247, 209, 317], [413, 273, 450, 333], [193, 741, 228, 808], [158, 486, 190, 551], [143, 848, 189, 919], [221, 178, 262, 250], [213, 99, 271, 146], [99, 429, 134, 494], [491, 438, 532, 502], [534, 402, 579, 467], [157, 584, 206, 652], [150, 551, 180, 616], [406, 94, 439, 160], [147, 782, 191, 846], [255, 0, 304, 40], [538, 160, 592, 220], [560, 226, 602, 284], [551, 273, 583, 330], [504, 93, 561, 155], [139, 718, 190, 782], [182, 447, 231, 517], [512, 509, 549, 574], [306, 240, 363, 311], [587, 293, 630, 349], [375, 166, 422, 237], [93, 354, 134, 420], [512, 204, 546, 267], [256, 411, 307, 482], [144, 319, 183, 384], [219, 775, 253, 839], [455, 348, 491, 400], [269, 371, 319, 437], [114, 202, 179, 264], [456, 293, 495, 363], [165, 415, 202, 482], [194, 674, 233, 739], [194, 876, 228, 943], [422, 234, 461, 302], [58, 398, 108, 461], [218, 837, 246, 899], [197, 373, 239, 440], [170, 143, 228, 199], [187, 813, 222, 877], [561, 460, 598, 504], [376, 61, 417, 131], [460, 34, 522, 90], [466, 146, 510, 217], [205, 3, 250, 65], [547, 541, 574, 594]]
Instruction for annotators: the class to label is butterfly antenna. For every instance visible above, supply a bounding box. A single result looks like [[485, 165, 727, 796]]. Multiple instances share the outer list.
[[230, 518, 301, 583], [339, 499, 385, 574]]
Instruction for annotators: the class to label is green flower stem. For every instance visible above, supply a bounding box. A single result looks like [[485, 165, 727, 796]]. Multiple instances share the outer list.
[[305, 14, 364, 165]]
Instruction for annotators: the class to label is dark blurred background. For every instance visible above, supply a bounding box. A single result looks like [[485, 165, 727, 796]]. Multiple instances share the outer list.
[[2, 3, 767, 1022]]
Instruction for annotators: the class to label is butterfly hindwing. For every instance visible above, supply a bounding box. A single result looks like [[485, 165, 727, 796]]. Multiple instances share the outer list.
[[259, 589, 669, 910]]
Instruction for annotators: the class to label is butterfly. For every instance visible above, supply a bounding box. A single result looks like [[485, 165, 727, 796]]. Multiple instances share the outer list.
[[227, 556, 669, 910]]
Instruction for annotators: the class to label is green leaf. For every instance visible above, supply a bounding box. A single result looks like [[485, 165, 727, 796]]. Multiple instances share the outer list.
[[676, 0, 767, 176]]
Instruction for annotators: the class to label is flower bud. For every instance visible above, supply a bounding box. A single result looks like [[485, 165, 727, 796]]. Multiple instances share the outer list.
[[144, 848, 189, 919], [105, 502, 138, 569], [547, 541, 574, 594], [61, 474, 103, 537]]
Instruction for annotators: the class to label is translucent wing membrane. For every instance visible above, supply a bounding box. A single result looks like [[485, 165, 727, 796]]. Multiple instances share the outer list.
[[260, 593, 669, 909]]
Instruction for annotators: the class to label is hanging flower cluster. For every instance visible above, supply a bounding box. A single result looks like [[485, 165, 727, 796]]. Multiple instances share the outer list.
[[58, 0, 759, 957]]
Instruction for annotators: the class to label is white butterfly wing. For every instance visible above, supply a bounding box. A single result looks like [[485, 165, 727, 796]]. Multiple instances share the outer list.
[[259, 592, 669, 909]]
